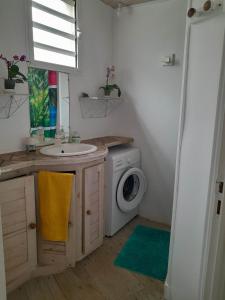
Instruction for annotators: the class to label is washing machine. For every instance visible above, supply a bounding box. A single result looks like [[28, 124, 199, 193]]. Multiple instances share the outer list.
[[105, 146, 147, 236]]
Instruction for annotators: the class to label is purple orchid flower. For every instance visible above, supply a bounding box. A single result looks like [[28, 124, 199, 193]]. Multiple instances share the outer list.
[[20, 55, 26, 61], [0, 53, 28, 82]]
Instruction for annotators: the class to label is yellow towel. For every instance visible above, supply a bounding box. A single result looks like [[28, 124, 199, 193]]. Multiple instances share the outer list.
[[38, 171, 74, 241]]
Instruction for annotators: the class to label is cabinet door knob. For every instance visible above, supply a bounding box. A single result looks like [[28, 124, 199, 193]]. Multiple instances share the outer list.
[[86, 210, 92, 215], [29, 223, 37, 230], [187, 7, 196, 18], [203, 1, 211, 11]]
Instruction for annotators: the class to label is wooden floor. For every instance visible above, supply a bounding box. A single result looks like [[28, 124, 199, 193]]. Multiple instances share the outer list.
[[8, 217, 169, 300]]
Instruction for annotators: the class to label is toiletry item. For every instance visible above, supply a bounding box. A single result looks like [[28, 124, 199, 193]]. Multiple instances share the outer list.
[[24, 137, 37, 152], [61, 127, 66, 141], [30, 129, 44, 145], [55, 127, 65, 145], [54, 137, 62, 145], [70, 131, 81, 144], [37, 128, 45, 143]]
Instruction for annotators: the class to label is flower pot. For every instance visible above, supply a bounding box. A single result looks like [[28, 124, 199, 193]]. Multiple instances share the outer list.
[[104, 90, 111, 96], [4, 79, 15, 90]]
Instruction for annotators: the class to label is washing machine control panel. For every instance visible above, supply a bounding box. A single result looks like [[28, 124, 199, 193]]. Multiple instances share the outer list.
[[114, 158, 138, 171], [108, 147, 141, 171]]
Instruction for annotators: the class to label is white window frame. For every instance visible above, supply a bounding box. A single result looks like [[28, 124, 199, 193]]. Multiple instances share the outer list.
[[25, 0, 80, 73]]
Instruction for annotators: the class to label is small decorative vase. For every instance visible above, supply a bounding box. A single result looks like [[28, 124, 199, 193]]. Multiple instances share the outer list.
[[4, 79, 15, 90]]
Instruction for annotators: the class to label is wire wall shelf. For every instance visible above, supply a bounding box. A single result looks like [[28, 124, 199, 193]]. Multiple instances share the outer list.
[[0, 91, 29, 119], [79, 96, 123, 118]]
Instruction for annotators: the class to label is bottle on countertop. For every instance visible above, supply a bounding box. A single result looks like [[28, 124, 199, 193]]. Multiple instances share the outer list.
[[69, 130, 81, 144], [55, 127, 66, 145]]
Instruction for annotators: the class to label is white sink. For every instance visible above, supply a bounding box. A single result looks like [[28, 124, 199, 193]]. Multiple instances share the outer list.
[[40, 143, 97, 157]]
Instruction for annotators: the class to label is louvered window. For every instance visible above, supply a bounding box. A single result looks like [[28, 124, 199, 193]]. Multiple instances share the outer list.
[[30, 0, 79, 69]]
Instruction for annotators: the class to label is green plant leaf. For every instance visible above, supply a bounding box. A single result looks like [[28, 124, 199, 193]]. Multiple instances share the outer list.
[[17, 71, 27, 81], [10, 64, 19, 73], [112, 84, 121, 97]]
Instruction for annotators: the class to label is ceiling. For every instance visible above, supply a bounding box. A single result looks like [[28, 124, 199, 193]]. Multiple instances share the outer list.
[[101, 0, 154, 9]]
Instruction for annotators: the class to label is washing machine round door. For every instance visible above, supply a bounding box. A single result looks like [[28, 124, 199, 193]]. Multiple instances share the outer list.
[[117, 167, 146, 213]]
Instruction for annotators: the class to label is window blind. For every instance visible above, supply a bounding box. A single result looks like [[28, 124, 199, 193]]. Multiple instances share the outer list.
[[31, 0, 78, 68]]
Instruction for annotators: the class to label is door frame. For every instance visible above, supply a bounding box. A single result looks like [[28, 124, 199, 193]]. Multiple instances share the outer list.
[[0, 211, 6, 300], [203, 111, 225, 299], [165, 1, 225, 299]]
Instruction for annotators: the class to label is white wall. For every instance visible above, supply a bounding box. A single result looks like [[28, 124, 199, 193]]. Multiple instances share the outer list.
[[112, 0, 187, 224], [0, 0, 30, 153], [68, 0, 120, 139], [0, 0, 116, 154], [0, 0, 187, 225]]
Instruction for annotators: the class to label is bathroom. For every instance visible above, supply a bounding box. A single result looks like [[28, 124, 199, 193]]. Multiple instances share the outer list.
[[0, 0, 225, 299]]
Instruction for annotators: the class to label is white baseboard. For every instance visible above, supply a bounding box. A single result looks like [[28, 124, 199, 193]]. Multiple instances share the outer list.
[[164, 280, 170, 300]]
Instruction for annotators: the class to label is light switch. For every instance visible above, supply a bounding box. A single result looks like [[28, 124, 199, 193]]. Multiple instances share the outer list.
[[161, 54, 176, 66]]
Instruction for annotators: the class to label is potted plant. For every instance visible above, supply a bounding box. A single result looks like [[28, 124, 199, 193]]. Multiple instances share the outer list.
[[99, 65, 121, 97], [0, 54, 28, 90]]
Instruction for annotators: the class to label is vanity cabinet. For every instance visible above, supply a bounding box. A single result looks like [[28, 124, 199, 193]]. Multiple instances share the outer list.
[[83, 163, 104, 255], [0, 159, 105, 293], [0, 176, 37, 291]]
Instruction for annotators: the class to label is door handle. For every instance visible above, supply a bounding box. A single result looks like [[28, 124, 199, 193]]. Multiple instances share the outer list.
[[187, 7, 196, 18], [29, 223, 37, 230]]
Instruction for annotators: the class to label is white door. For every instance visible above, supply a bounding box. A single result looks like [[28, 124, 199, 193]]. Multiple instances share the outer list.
[[166, 3, 225, 300], [204, 112, 225, 300]]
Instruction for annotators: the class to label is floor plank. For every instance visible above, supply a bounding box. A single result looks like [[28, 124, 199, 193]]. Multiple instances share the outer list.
[[54, 268, 105, 300], [7, 286, 29, 300], [8, 217, 168, 300], [81, 248, 143, 299]]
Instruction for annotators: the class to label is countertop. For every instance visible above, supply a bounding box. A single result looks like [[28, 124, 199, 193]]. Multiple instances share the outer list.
[[0, 136, 133, 178], [82, 136, 133, 148]]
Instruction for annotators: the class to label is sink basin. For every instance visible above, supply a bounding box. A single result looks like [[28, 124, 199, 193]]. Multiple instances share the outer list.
[[40, 143, 98, 157]]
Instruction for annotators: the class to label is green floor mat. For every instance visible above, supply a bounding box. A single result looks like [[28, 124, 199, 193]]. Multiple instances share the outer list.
[[114, 225, 170, 281]]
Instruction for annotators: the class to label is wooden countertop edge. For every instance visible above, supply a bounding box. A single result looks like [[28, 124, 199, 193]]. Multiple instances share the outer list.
[[0, 147, 108, 176], [82, 136, 134, 148], [0, 136, 134, 177]]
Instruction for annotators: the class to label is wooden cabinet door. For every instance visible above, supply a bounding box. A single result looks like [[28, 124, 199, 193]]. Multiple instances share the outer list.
[[37, 174, 76, 269], [0, 176, 37, 292], [83, 163, 104, 255]]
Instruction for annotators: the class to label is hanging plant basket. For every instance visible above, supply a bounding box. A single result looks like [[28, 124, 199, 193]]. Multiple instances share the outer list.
[[79, 96, 123, 118]]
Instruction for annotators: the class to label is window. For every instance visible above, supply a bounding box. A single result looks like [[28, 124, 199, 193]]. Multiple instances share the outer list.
[[29, 0, 79, 70]]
